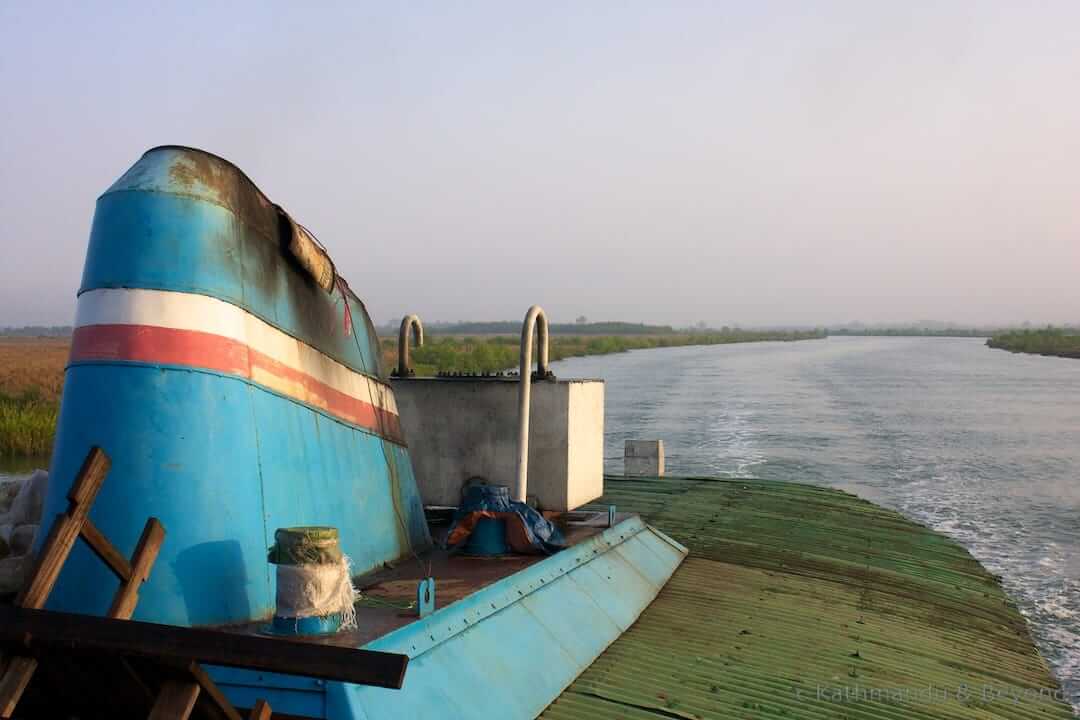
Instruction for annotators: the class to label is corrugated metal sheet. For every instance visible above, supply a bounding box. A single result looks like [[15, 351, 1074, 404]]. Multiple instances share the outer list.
[[541, 476, 1074, 719]]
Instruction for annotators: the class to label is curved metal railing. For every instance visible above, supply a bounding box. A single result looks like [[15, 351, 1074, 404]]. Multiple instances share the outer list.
[[514, 305, 550, 503], [397, 314, 424, 377]]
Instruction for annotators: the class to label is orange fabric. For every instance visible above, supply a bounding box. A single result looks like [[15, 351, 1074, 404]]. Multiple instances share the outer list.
[[446, 511, 543, 554]]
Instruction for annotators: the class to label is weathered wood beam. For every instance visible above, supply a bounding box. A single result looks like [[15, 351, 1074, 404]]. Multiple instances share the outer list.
[[1, 447, 111, 718], [0, 657, 37, 718], [15, 446, 110, 609], [184, 661, 242, 720], [148, 679, 201, 720], [248, 699, 272, 720], [108, 517, 165, 619], [80, 518, 132, 581], [0, 606, 409, 690]]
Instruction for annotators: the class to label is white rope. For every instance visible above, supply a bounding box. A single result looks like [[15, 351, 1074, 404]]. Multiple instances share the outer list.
[[275, 555, 358, 629]]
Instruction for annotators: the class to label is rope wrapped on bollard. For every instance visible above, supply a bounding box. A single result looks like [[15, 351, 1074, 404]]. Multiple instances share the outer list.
[[268, 527, 357, 634]]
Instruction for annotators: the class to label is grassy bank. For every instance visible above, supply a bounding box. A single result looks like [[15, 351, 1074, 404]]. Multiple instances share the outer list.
[[0, 338, 67, 458], [381, 329, 825, 376], [0, 391, 59, 457], [0, 330, 824, 457], [987, 327, 1080, 358]]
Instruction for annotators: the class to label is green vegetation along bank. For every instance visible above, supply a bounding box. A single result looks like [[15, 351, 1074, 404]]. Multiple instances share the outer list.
[[0, 339, 67, 459], [0, 391, 59, 458], [380, 329, 826, 376], [0, 331, 823, 458], [987, 327, 1080, 359]]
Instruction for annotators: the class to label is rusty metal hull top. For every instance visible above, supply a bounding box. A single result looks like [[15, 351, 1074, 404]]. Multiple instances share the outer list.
[[542, 475, 1075, 719]]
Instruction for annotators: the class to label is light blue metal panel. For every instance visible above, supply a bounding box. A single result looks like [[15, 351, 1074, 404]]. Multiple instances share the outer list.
[[208, 668, 327, 718], [452, 602, 570, 715], [560, 549, 657, 632], [81, 148, 381, 378], [252, 387, 429, 578], [40, 362, 429, 627], [609, 532, 683, 588], [82, 192, 245, 312], [42, 364, 270, 624], [517, 572, 623, 668], [328, 518, 687, 720]]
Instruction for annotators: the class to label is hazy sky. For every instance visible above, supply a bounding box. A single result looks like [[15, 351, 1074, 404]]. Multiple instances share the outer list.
[[2, 2, 1078, 328]]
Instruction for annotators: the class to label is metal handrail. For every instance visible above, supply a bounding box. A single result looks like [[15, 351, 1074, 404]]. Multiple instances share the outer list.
[[514, 305, 550, 503], [397, 315, 424, 377]]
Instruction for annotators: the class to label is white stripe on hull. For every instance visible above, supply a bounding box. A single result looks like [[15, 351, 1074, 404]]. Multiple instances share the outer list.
[[75, 288, 398, 416]]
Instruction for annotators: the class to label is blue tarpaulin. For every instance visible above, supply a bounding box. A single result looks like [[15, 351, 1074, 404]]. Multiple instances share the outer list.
[[446, 485, 567, 555]]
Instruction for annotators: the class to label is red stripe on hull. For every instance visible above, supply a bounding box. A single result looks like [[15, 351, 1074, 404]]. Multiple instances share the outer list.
[[70, 324, 405, 444]]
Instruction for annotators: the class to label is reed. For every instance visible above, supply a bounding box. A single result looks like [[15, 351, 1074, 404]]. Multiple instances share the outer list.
[[0, 338, 68, 458], [380, 329, 826, 377], [0, 391, 59, 457], [0, 329, 826, 456]]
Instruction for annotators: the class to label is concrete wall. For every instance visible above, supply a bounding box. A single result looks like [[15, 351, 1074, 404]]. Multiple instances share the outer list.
[[624, 440, 665, 477], [392, 377, 604, 511]]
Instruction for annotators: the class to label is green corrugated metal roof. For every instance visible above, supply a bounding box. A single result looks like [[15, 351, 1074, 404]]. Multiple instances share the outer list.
[[541, 476, 1074, 719]]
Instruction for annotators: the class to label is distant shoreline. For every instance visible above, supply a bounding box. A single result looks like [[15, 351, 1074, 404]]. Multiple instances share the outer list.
[[986, 329, 1080, 359], [382, 330, 826, 377], [1, 331, 826, 458]]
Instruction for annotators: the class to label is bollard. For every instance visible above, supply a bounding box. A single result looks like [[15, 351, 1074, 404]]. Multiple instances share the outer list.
[[268, 526, 356, 635]]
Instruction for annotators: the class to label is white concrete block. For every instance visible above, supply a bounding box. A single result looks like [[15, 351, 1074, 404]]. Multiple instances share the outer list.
[[392, 377, 605, 512], [624, 440, 664, 477]]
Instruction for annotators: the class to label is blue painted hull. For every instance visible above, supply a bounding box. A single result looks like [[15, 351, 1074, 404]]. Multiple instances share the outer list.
[[46, 364, 427, 625], [41, 146, 430, 627]]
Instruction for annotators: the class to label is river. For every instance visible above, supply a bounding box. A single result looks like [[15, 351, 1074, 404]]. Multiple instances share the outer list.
[[550, 335, 1079, 712]]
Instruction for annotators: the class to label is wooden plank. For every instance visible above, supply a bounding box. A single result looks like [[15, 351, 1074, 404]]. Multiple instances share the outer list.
[[0, 657, 36, 719], [0, 447, 113, 719], [65, 446, 111, 509], [248, 699, 272, 720], [15, 515, 81, 611], [80, 518, 132, 581], [108, 517, 165, 619], [16, 447, 111, 609], [185, 661, 242, 720], [118, 657, 157, 708], [148, 679, 201, 720], [0, 605, 409, 690]]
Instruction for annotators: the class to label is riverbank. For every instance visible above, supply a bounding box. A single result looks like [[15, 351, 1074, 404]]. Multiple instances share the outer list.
[[0, 338, 66, 459], [987, 328, 1080, 358], [380, 329, 826, 376], [0, 330, 825, 458]]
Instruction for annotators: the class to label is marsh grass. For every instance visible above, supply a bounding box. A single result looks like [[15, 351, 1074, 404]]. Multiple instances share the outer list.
[[0, 330, 826, 456], [381, 329, 825, 376], [0, 338, 67, 458], [0, 391, 59, 457]]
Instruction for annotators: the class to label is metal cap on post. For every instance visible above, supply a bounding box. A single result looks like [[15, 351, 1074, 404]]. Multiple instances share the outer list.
[[514, 305, 549, 504], [397, 315, 424, 377]]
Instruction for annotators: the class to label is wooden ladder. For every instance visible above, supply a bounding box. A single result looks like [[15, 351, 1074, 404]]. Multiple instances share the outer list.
[[0, 447, 272, 720]]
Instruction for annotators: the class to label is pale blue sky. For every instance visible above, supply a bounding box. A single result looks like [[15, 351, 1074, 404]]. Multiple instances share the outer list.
[[2, 2, 1078, 327]]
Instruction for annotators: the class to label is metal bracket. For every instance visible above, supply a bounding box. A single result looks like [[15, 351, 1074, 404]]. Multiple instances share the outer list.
[[608, 505, 617, 528], [417, 577, 436, 618]]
